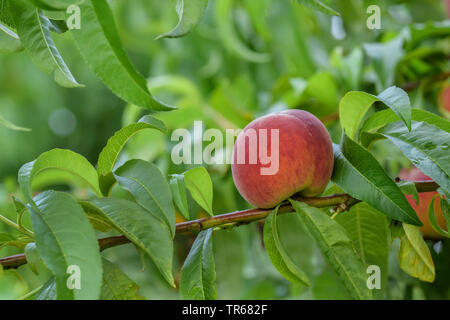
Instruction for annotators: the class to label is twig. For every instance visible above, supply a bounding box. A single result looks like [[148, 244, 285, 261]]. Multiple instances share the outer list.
[[0, 180, 439, 270]]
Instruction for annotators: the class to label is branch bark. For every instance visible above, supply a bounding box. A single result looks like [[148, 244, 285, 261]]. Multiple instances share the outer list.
[[0, 180, 440, 270]]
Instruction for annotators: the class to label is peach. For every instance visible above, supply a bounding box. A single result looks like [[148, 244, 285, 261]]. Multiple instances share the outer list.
[[231, 110, 334, 208], [438, 83, 450, 119], [399, 167, 447, 239]]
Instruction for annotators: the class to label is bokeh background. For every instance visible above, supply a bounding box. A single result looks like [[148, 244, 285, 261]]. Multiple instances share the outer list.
[[1, 0, 449, 299]]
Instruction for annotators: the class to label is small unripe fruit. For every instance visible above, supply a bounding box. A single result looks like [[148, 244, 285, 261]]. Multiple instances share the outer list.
[[231, 110, 334, 208], [399, 167, 447, 239], [438, 83, 450, 119]]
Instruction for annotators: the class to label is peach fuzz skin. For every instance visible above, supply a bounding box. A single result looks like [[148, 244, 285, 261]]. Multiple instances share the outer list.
[[231, 110, 334, 209], [399, 167, 447, 239]]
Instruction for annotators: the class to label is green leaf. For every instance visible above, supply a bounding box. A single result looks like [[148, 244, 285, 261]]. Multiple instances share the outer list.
[[398, 224, 435, 282], [428, 196, 449, 238], [263, 207, 310, 286], [9, 0, 82, 88], [398, 181, 419, 205], [157, 0, 209, 39], [332, 137, 421, 225], [335, 203, 389, 298], [70, 0, 174, 110], [100, 258, 142, 300], [184, 167, 213, 216], [35, 277, 56, 300], [359, 108, 450, 146], [97, 115, 167, 196], [114, 159, 176, 237], [180, 228, 217, 300], [18, 149, 102, 202], [215, 0, 270, 63], [339, 87, 412, 140], [296, 0, 340, 16], [29, 0, 83, 10], [0, 233, 30, 250], [377, 86, 412, 132], [0, 22, 23, 54], [84, 198, 174, 287], [169, 174, 190, 220], [24, 242, 42, 275], [29, 191, 102, 299], [289, 200, 372, 300], [379, 121, 450, 195]]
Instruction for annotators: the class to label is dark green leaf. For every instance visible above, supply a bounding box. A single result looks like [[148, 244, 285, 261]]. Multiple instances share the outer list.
[[289, 200, 372, 300], [263, 207, 310, 286], [85, 198, 174, 287], [379, 121, 450, 194], [100, 258, 143, 300], [70, 0, 174, 110], [30, 191, 102, 299], [9, 0, 82, 87], [332, 137, 421, 225], [114, 159, 176, 237], [180, 229, 217, 300], [169, 174, 190, 220]]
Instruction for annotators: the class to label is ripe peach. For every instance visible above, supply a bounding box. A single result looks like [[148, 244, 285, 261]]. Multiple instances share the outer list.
[[231, 110, 334, 208], [438, 83, 450, 119], [399, 167, 447, 239]]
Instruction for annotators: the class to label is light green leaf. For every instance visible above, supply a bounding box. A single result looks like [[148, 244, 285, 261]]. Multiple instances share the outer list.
[[263, 207, 310, 286], [398, 180, 419, 205], [297, 0, 340, 16], [335, 203, 389, 298], [379, 121, 450, 194], [215, 0, 270, 63], [0, 114, 30, 131], [180, 228, 217, 300], [24, 242, 42, 275], [114, 159, 176, 237], [100, 258, 143, 300], [184, 167, 213, 216], [157, 0, 209, 39], [9, 0, 82, 88], [18, 149, 101, 202], [0, 22, 23, 54], [289, 200, 372, 300], [70, 0, 174, 110], [428, 196, 449, 238], [30, 191, 102, 299], [169, 174, 190, 220], [97, 115, 167, 196], [84, 198, 174, 287], [332, 137, 421, 225], [339, 86, 412, 140], [398, 223, 435, 282]]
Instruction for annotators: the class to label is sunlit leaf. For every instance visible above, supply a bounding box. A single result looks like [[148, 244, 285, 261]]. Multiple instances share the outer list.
[[184, 167, 213, 216], [157, 0, 209, 39], [398, 223, 435, 282]]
